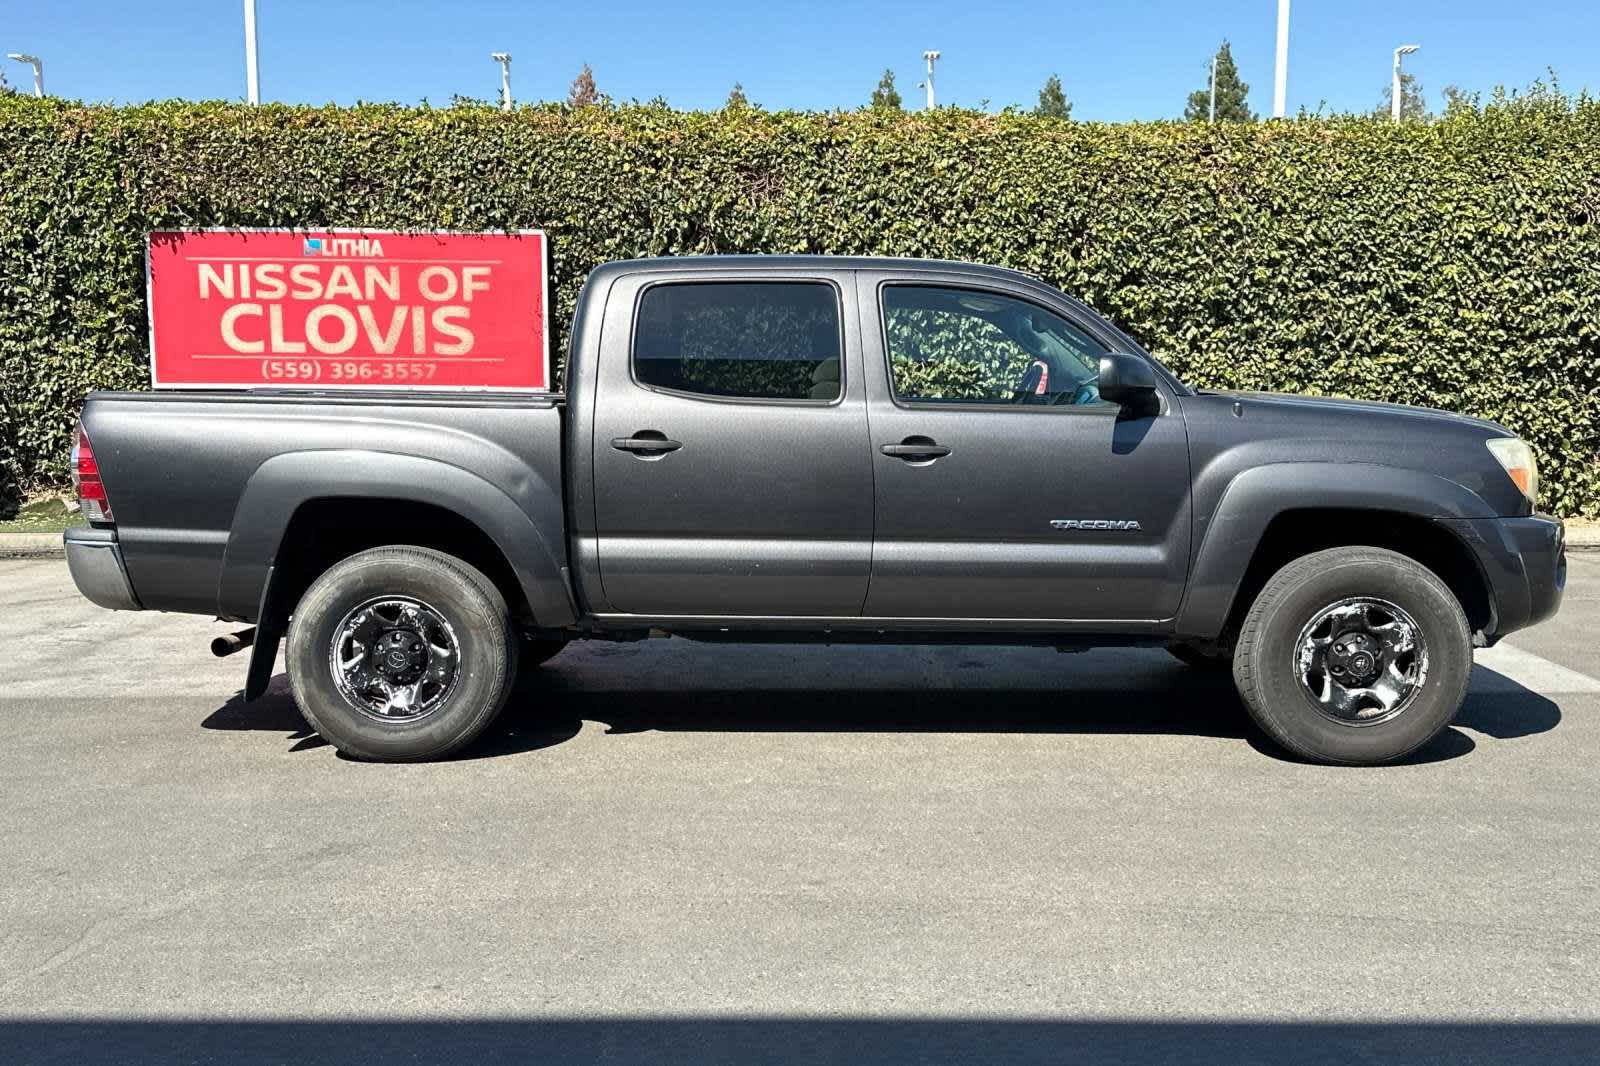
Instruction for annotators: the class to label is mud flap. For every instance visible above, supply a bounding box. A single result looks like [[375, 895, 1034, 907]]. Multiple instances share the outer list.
[[244, 564, 286, 701]]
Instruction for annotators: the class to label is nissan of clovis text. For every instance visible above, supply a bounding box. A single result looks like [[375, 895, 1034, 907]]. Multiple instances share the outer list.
[[65, 255, 1565, 765]]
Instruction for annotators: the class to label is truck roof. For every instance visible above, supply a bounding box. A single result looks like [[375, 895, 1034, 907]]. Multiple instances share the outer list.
[[590, 255, 1043, 285], [585, 255, 1149, 372]]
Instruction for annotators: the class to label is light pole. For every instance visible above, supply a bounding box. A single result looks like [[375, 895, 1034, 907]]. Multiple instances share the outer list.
[[6, 53, 43, 97], [1273, 0, 1289, 118], [243, 0, 260, 104], [919, 50, 940, 110], [491, 52, 513, 111], [1209, 53, 1217, 123], [1392, 44, 1419, 122]]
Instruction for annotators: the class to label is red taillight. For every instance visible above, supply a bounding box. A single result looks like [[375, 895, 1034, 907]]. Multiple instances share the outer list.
[[72, 423, 114, 523]]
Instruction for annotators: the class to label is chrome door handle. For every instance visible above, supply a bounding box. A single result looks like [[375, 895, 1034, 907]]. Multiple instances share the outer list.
[[880, 439, 951, 461], [611, 433, 682, 456]]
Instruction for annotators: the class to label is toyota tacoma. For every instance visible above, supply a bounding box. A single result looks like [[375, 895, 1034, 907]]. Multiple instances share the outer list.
[[64, 256, 1566, 764]]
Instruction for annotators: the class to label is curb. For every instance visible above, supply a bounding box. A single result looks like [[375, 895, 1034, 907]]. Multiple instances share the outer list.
[[0, 532, 67, 558], [1568, 525, 1600, 550]]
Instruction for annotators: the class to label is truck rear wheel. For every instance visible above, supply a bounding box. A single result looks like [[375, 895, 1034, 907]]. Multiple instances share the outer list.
[[1232, 546, 1471, 766], [286, 546, 518, 761]]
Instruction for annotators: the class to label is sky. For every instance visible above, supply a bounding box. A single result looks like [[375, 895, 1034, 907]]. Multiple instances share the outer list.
[[2, 1, 1596, 120]]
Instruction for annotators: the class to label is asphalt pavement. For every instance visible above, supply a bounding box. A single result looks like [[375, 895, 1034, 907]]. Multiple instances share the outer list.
[[2, 554, 1598, 1064]]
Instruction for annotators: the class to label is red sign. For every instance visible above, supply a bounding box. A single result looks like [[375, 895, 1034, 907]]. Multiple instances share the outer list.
[[145, 229, 550, 391]]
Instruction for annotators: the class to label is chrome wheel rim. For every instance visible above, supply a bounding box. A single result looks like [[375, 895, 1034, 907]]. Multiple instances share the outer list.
[[328, 596, 461, 723], [1294, 597, 1428, 726]]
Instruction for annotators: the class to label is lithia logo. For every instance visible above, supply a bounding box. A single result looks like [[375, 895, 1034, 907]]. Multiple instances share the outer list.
[[1051, 519, 1143, 531], [302, 236, 387, 257]]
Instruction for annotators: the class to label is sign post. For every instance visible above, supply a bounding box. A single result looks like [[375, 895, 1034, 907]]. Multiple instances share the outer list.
[[145, 229, 550, 391]]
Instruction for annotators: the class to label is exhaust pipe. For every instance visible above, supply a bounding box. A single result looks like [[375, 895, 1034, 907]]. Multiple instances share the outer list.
[[211, 627, 256, 658]]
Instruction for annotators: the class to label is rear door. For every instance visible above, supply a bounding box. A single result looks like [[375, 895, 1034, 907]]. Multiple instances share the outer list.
[[591, 268, 873, 617], [858, 270, 1191, 622]]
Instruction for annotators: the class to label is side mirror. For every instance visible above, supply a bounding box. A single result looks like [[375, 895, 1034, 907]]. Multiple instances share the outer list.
[[1097, 352, 1159, 407]]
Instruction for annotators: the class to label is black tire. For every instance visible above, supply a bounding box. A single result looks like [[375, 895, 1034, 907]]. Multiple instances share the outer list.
[[286, 546, 518, 761], [1232, 546, 1471, 766], [1167, 641, 1231, 670]]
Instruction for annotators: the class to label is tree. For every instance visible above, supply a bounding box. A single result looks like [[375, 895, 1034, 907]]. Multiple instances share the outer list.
[[1185, 41, 1255, 122], [1440, 84, 1476, 117], [0, 68, 13, 96], [725, 83, 751, 109], [1375, 72, 1426, 121], [567, 63, 599, 108], [1034, 74, 1072, 119], [869, 69, 902, 111]]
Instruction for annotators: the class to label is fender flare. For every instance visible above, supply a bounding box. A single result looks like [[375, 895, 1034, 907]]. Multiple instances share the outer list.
[[217, 449, 576, 628], [1174, 462, 1494, 640]]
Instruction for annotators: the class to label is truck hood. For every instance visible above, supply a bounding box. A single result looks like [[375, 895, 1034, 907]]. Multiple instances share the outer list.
[[1211, 390, 1514, 437]]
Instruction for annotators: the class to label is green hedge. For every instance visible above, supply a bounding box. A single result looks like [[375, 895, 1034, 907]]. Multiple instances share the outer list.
[[2, 96, 1598, 515]]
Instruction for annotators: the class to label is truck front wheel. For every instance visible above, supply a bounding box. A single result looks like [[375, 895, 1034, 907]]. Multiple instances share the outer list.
[[286, 546, 518, 761], [1232, 546, 1472, 766]]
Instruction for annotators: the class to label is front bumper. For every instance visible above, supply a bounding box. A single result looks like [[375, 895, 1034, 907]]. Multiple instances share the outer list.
[[64, 527, 142, 611], [1438, 515, 1565, 641]]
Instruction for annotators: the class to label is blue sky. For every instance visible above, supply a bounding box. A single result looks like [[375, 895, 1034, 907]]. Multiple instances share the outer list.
[[3, 1, 1595, 119]]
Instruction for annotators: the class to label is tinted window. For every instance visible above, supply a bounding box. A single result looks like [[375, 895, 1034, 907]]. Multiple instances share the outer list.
[[634, 282, 843, 401], [882, 285, 1109, 407]]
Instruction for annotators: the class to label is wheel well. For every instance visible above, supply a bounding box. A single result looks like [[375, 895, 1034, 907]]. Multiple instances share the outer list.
[[267, 497, 530, 624], [1220, 509, 1493, 646]]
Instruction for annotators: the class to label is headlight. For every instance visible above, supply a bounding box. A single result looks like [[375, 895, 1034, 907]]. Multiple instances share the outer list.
[[1486, 437, 1538, 506]]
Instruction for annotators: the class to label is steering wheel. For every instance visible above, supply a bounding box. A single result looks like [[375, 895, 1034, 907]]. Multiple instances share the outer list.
[[1046, 379, 1102, 406], [1016, 365, 1102, 407]]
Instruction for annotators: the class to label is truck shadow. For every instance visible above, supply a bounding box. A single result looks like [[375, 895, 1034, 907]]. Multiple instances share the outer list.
[[202, 652, 1560, 766]]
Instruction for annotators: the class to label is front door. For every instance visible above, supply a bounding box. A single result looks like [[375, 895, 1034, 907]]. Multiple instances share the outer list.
[[859, 276, 1191, 622], [593, 274, 873, 617]]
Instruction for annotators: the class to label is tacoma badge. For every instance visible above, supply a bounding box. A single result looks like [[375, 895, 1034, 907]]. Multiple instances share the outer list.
[[1051, 519, 1143, 531]]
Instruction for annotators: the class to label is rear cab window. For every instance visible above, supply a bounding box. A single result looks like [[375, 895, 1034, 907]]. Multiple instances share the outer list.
[[633, 282, 843, 402]]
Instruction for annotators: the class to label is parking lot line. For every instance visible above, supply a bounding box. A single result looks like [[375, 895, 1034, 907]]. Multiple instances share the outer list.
[[1476, 643, 1600, 694]]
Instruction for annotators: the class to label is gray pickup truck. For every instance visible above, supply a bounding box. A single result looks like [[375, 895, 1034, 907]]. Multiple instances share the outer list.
[[65, 255, 1565, 765]]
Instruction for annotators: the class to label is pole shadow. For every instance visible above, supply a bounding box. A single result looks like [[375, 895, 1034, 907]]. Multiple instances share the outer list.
[[5, 1017, 1598, 1066]]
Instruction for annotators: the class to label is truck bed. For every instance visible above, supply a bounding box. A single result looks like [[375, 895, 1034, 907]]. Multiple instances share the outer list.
[[80, 389, 570, 623]]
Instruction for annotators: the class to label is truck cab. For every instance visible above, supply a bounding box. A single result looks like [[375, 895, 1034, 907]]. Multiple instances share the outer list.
[[571, 258, 1190, 627]]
